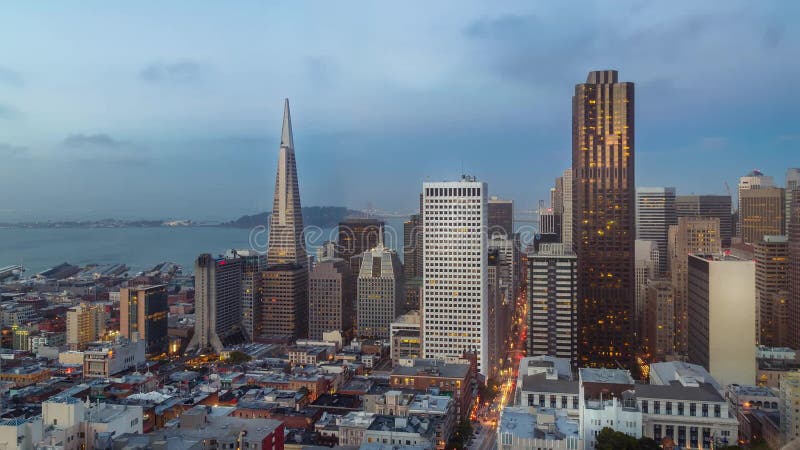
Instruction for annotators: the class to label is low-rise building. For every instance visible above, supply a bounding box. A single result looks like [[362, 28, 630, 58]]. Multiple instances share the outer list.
[[498, 406, 581, 450], [390, 359, 475, 419], [82, 338, 146, 378], [363, 415, 438, 450], [288, 346, 329, 366]]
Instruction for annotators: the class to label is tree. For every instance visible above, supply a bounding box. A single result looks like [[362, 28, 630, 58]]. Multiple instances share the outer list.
[[637, 437, 660, 450], [595, 428, 638, 450], [447, 419, 473, 449], [226, 351, 252, 364]]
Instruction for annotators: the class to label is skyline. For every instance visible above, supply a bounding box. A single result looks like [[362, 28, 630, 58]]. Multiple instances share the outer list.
[[1, 1, 799, 222]]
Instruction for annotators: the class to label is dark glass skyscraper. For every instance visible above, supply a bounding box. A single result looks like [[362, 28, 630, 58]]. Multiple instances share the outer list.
[[675, 195, 733, 248], [572, 70, 635, 368]]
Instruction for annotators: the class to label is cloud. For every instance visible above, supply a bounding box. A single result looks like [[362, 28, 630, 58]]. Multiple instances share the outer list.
[[0, 66, 23, 86], [139, 60, 207, 84], [63, 133, 124, 149], [0, 143, 29, 158], [0, 104, 22, 120]]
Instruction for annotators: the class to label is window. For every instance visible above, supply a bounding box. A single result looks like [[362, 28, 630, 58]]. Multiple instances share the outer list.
[[654, 401, 661, 414], [690, 403, 697, 417], [641, 400, 648, 414], [702, 404, 708, 417], [714, 404, 721, 418], [573, 397, 579, 409], [677, 402, 684, 415], [666, 401, 672, 415]]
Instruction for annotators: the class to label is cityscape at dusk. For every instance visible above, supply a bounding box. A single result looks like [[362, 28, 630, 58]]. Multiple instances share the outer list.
[[1, 2, 799, 450]]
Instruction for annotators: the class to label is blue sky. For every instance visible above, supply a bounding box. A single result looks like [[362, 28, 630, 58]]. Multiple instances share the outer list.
[[0, 1, 798, 221]]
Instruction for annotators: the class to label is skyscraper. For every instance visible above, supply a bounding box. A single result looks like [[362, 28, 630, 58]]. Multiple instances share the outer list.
[[786, 169, 800, 225], [572, 70, 635, 368], [422, 177, 488, 375], [788, 190, 800, 349], [488, 197, 513, 238], [675, 195, 733, 248], [527, 243, 577, 363], [668, 217, 721, 356], [738, 169, 776, 239], [403, 213, 423, 313], [754, 235, 789, 347], [636, 187, 676, 274], [338, 218, 385, 274], [119, 284, 168, 355], [308, 258, 354, 340], [187, 253, 244, 354], [356, 244, 403, 339], [267, 99, 307, 267], [487, 248, 512, 378], [227, 249, 266, 341], [634, 240, 658, 343], [260, 99, 310, 340], [644, 279, 674, 361], [739, 187, 785, 244], [258, 266, 308, 339], [561, 168, 574, 250]]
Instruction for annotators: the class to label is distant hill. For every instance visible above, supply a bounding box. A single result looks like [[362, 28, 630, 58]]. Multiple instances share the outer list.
[[221, 206, 368, 229]]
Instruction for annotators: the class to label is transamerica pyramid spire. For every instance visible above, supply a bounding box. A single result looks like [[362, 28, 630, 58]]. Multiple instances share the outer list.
[[267, 98, 307, 267]]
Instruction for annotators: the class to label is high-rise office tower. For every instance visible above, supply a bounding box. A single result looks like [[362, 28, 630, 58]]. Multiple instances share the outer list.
[[422, 177, 488, 375], [786, 169, 800, 226], [488, 197, 513, 238], [572, 70, 636, 368], [187, 253, 244, 353], [227, 249, 266, 341], [644, 279, 674, 361], [552, 177, 564, 217], [356, 244, 403, 339], [66, 303, 105, 351], [675, 195, 733, 248], [403, 213, 423, 313], [527, 243, 577, 363], [738, 169, 776, 239], [687, 254, 756, 386], [636, 187, 676, 274], [258, 265, 308, 340], [788, 190, 800, 349], [119, 284, 168, 355], [487, 248, 511, 378], [489, 234, 518, 303], [308, 258, 355, 340], [634, 240, 659, 341], [267, 99, 307, 267], [668, 217, 721, 355], [338, 218, 385, 274], [260, 99, 310, 340], [754, 235, 789, 347], [561, 168, 574, 250], [740, 187, 785, 244]]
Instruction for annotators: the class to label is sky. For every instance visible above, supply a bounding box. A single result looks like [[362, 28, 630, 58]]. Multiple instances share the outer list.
[[0, 1, 798, 222]]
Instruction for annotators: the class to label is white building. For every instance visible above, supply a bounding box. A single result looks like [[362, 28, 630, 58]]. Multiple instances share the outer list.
[[357, 244, 403, 340], [636, 187, 676, 274], [422, 178, 488, 375], [687, 253, 757, 386], [498, 406, 581, 450], [527, 244, 577, 363], [578, 368, 641, 448], [0, 417, 42, 450], [82, 338, 146, 378]]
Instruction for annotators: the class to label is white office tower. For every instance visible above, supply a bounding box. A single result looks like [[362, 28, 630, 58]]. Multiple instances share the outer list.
[[636, 187, 676, 274], [422, 177, 488, 375], [527, 243, 577, 363], [356, 244, 403, 339], [634, 240, 659, 340]]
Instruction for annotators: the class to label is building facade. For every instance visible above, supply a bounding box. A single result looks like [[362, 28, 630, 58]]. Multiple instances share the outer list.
[[66, 303, 105, 351], [636, 187, 676, 274], [668, 217, 721, 355], [687, 254, 756, 386], [740, 187, 785, 244], [676, 195, 733, 248], [258, 265, 309, 339], [187, 253, 243, 353], [572, 70, 636, 368], [119, 284, 168, 355], [308, 258, 354, 340], [488, 197, 513, 239], [357, 244, 403, 339], [422, 178, 488, 375], [527, 243, 577, 363], [754, 236, 789, 347]]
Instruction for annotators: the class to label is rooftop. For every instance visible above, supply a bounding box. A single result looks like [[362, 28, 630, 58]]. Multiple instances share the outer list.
[[579, 368, 634, 385], [635, 382, 724, 402], [499, 406, 579, 441], [520, 373, 579, 394]]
